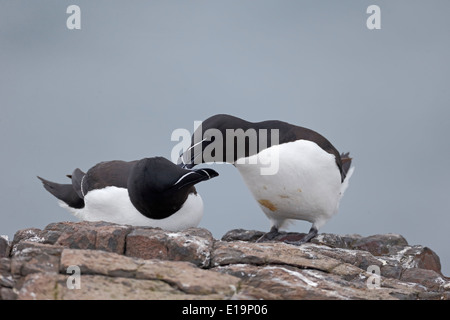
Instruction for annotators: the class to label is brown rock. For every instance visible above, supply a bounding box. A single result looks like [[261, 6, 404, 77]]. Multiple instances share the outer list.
[[11, 221, 133, 255], [231, 284, 280, 300], [0, 236, 10, 258], [223, 230, 408, 258], [10, 242, 63, 276], [247, 265, 322, 299], [0, 257, 11, 277], [60, 249, 138, 278], [221, 229, 265, 242], [212, 241, 342, 272], [417, 291, 450, 300], [400, 268, 447, 291], [219, 231, 444, 282], [94, 225, 131, 254], [46, 221, 132, 254], [217, 263, 400, 300], [56, 227, 97, 250], [403, 246, 442, 274], [18, 273, 217, 300], [352, 234, 408, 256], [11, 228, 46, 247], [125, 227, 214, 267], [300, 243, 404, 280], [0, 257, 14, 289], [222, 229, 319, 243], [60, 248, 240, 296], [1, 287, 17, 300], [136, 260, 239, 295], [125, 228, 166, 259], [5, 223, 450, 300], [311, 233, 363, 249]]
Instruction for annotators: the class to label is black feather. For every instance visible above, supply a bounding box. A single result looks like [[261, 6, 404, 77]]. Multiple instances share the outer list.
[[37, 176, 84, 209]]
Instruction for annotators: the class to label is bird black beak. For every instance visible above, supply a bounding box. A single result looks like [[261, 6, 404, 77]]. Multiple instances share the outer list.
[[177, 161, 195, 170], [177, 150, 193, 169], [177, 138, 207, 169]]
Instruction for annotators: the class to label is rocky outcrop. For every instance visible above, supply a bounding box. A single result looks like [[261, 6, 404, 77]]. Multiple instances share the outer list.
[[0, 221, 449, 300]]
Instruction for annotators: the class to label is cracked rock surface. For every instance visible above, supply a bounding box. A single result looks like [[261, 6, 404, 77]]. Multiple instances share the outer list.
[[1, 221, 448, 300]]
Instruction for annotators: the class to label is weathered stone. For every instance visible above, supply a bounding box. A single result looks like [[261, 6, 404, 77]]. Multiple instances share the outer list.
[[212, 241, 342, 272], [0, 236, 10, 258], [351, 234, 408, 256], [10, 221, 133, 254], [44, 221, 132, 254], [56, 228, 97, 250], [301, 244, 380, 270], [18, 272, 225, 300], [219, 231, 445, 281], [400, 268, 447, 291], [217, 263, 431, 300], [11, 228, 46, 248], [0, 257, 15, 292], [0, 274, 15, 288], [299, 243, 405, 280], [230, 284, 280, 300], [125, 228, 167, 258], [403, 246, 442, 273], [222, 230, 374, 249], [378, 278, 426, 299], [247, 266, 326, 299], [60, 249, 139, 278], [125, 227, 214, 267], [311, 233, 363, 249], [417, 291, 450, 300], [5, 222, 450, 300], [137, 260, 239, 295], [222, 229, 316, 243], [0, 257, 11, 276], [60, 248, 240, 296], [218, 263, 399, 300], [94, 225, 131, 254], [10, 242, 63, 276], [221, 229, 265, 242], [0, 287, 17, 300]]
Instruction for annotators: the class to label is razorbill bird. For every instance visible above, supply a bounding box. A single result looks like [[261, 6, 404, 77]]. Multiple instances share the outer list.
[[180, 114, 354, 244], [38, 156, 218, 231]]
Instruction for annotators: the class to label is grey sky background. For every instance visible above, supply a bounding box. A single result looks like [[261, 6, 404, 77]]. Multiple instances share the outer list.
[[1, 1, 449, 275]]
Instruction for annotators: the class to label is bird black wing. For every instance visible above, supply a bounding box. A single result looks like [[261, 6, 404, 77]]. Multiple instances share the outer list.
[[83, 160, 139, 194]]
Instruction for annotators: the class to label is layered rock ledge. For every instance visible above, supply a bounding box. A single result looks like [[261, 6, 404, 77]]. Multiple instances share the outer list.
[[0, 221, 448, 300]]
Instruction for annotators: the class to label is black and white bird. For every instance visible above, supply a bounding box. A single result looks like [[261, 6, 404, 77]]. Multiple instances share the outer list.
[[180, 114, 354, 244], [38, 156, 218, 231]]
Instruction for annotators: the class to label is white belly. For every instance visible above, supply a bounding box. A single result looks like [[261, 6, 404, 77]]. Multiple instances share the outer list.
[[235, 140, 349, 230], [59, 186, 204, 231]]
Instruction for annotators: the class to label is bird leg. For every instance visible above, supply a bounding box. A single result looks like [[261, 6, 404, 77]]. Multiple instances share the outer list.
[[256, 226, 281, 243], [284, 226, 318, 245]]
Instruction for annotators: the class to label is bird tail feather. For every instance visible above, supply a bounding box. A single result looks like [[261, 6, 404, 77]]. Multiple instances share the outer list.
[[339, 152, 354, 198], [37, 176, 84, 209]]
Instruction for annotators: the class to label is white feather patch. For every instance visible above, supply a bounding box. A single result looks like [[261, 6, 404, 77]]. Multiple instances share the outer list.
[[235, 139, 354, 230], [58, 187, 203, 231]]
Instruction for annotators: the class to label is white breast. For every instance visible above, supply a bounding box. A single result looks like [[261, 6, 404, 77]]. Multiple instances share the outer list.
[[58, 187, 204, 231], [235, 139, 352, 231]]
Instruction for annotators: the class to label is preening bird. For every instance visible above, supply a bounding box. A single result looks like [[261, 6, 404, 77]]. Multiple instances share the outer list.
[[180, 114, 354, 243]]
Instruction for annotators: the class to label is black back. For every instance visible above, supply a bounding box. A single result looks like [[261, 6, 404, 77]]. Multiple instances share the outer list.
[[183, 114, 350, 181], [83, 160, 138, 195]]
